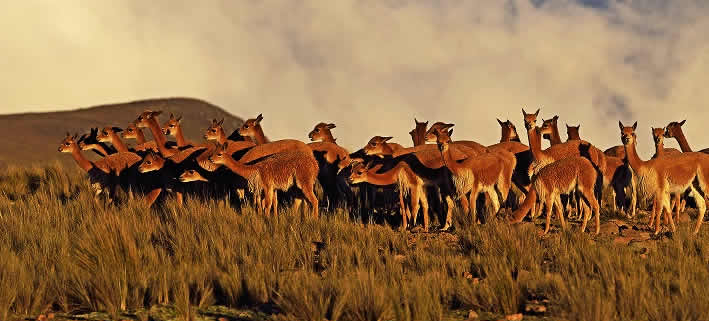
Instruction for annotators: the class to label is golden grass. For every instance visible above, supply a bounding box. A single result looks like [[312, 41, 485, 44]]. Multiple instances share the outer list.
[[0, 164, 708, 321]]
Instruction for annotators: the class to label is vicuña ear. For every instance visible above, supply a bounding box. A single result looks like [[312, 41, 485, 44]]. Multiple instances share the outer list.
[[218, 118, 224, 126], [381, 136, 393, 142], [150, 110, 163, 117], [255, 114, 263, 123], [534, 108, 540, 116], [112, 127, 123, 133], [327, 123, 336, 129], [632, 121, 637, 130], [448, 128, 454, 137], [679, 119, 686, 126], [497, 118, 503, 126], [176, 115, 182, 122], [553, 115, 559, 121], [618, 121, 624, 131]]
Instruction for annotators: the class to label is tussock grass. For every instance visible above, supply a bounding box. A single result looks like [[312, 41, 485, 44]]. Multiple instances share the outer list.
[[0, 165, 708, 320]]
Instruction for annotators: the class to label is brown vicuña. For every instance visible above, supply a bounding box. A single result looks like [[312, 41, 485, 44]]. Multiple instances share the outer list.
[[408, 118, 429, 147], [162, 113, 194, 148], [664, 120, 709, 154], [540, 115, 563, 146], [526, 155, 602, 235], [210, 142, 320, 217], [122, 122, 158, 152], [238, 114, 270, 145], [566, 124, 581, 141], [435, 124, 516, 225], [135, 110, 179, 158], [620, 121, 709, 234], [423, 122, 488, 154], [308, 122, 338, 144], [348, 161, 429, 231]]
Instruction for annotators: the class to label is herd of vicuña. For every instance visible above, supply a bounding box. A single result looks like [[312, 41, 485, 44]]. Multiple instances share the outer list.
[[58, 108, 709, 235]]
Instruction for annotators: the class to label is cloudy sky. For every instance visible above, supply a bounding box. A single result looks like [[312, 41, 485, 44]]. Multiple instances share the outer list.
[[1, 0, 708, 158]]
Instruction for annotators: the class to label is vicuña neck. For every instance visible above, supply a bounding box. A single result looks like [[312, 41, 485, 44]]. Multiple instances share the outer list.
[[109, 132, 130, 152], [251, 126, 269, 145], [623, 141, 646, 171], [217, 129, 228, 144], [527, 127, 544, 161], [134, 128, 147, 144], [145, 119, 174, 156], [222, 157, 257, 177], [70, 146, 94, 172], [363, 164, 403, 186], [175, 126, 189, 147], [673, 130, 693, 152]]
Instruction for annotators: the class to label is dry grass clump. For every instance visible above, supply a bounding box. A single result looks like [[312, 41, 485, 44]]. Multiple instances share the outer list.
[[0, 165, 708, 320]]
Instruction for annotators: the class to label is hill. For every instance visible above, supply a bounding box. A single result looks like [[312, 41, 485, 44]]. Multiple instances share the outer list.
[[0, 97, 246, 167]]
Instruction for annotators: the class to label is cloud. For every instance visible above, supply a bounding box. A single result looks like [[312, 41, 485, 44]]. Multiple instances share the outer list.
[[1, 0, 709, 158]]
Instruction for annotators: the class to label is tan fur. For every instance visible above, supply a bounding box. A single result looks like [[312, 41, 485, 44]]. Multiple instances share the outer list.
[[179, 169, 208, 182], [238, 114, 270, 145], [604, 145, 626, 159], [210, 143, 320, 217], [97, 126, 131, 153], [530, 156, 601, 234], [408, 118, 429, 146], [435, 126, 516, 225], [308, 122, 338, 144], [566, 124, 581, 141], [540, 116, 563, 146], [79, 143, 110, 157], [651, 126, 685, 221], [308, 142, 351, 170], [620, 121, 709, 234], [362, 136, 405, 155], [239, 139, 310, 164], [423, 122, 488, 154], [487, 141, 529, 154], [162, 113, 193, 147], [497, 118, 521, 143], [135, 110, 179, 158], [122, 122, 147, 144], [349, 162, 429, 230]]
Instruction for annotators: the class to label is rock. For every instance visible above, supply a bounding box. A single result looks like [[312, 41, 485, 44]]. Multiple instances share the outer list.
[[37, 315, 47, 321], [468, 310, 479, 320], [505, 313, 523, 320], [463, 272, 473, 279]]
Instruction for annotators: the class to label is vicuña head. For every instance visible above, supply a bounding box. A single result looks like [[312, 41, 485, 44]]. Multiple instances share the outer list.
[[208, 143, 230, 165], [363, 136, 394, 155], [238, 114, 263, 138], [497, 118, 519, 142], [409, 118, 429, 146], [308, 122, 337, 142], [162, 113, 183, 136], [430, 123, 455, 152], [179, 169, 208, 183], [122, 122, 140, 139], [423, 122, 454, 143], [58, 132, 79, 152], [540, 115, 559, 140], [651, 127, 666, 146], [138, 152, 165, 173], [97, 127, 123, 143], [619, 121, 638, 145], [566, 124, 580, 140], [135, 110, 163, 128], [204, 118, 225, 140], [522, 107, 540, 130], [664, 119, 686, 139], [347, 161, 370, 184]]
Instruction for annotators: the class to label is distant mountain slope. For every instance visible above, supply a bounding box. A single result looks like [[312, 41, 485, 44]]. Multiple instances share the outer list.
[[0, 97, 246, 166]]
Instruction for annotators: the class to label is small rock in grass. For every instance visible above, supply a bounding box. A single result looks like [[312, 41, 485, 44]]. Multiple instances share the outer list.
[[468, 310, 479, 320]]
